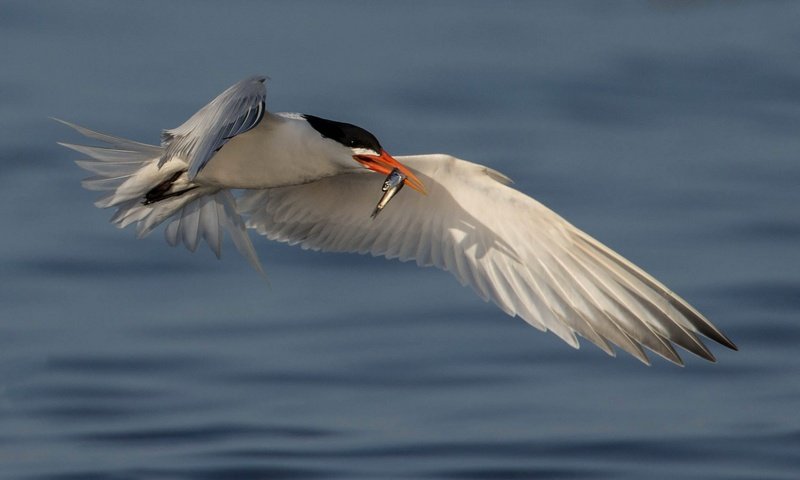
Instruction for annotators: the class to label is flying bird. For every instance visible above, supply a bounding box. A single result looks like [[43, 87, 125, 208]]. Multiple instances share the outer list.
[[59, 75, 737, 366]]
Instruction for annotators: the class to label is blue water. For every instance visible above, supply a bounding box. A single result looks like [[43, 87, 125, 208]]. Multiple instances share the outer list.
[[2, 1, 799, 479]]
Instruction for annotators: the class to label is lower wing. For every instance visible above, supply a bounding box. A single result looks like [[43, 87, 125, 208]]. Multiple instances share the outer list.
[[238, 154, 736, 365]]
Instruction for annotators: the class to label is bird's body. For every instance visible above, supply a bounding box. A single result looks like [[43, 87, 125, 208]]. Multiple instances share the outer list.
[[59, 75, 736, 366], [198, 113, 361, 189]]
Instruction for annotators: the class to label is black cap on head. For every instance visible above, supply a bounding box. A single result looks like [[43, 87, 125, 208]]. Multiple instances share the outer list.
[[303, 114, 382, 152]]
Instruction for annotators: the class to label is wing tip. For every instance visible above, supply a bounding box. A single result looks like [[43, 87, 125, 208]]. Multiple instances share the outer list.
[[709, 330, 738, 351]]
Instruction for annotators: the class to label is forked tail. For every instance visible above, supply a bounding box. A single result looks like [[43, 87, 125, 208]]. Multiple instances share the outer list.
[[56, 119, 264, 275]]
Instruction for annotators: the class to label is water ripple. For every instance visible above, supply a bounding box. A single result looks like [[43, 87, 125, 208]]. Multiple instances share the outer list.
[[46, 354, 213, 375], [435, 466, 596, 480], [713, 281, 800, 312], [73, 423, 333, 446]]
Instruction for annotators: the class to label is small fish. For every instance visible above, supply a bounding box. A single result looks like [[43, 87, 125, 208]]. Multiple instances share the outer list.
[[371, 168, 406, 219]]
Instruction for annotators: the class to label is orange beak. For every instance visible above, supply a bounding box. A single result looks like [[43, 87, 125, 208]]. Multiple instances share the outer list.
[[353, 150, 427, 194]]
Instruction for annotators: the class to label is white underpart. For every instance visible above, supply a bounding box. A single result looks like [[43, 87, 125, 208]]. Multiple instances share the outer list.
[[195, 112, 362, 189]]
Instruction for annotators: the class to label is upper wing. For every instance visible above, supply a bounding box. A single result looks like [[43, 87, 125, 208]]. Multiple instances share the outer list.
[[161, 75, 267, 179], [239, 154, 736, 365]]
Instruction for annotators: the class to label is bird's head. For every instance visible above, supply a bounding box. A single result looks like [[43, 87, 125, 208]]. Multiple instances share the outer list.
[[303, 114, 425, 193]]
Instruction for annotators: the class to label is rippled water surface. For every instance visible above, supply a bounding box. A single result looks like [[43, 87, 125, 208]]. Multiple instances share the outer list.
[[2, 1, 799, 479]]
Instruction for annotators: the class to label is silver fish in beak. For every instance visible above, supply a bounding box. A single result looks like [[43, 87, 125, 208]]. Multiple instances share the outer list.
[[371, 168, 406, 219]]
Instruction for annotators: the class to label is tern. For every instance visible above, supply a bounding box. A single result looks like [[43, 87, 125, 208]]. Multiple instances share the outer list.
[[59, 75, 737, 366]]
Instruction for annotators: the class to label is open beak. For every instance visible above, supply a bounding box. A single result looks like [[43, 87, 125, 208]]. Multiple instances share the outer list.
[[353, 150, 427, 194]]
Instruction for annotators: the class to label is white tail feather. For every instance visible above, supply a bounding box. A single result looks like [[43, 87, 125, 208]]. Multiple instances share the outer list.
[[57, 119, 264, 276]]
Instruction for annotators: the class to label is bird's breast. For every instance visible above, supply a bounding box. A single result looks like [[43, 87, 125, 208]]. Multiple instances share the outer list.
[[194, 114, 357, 189]]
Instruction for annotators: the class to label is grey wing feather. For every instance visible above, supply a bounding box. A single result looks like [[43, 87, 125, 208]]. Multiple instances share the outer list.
[[160, 75, 267, 179]]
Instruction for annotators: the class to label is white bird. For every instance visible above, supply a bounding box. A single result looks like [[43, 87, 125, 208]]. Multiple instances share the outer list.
[[59, 75, 736, 366]]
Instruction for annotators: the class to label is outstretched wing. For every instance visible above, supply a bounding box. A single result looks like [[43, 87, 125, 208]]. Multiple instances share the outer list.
[[239, 154, 736, 365], [161, 75, 267, 179]]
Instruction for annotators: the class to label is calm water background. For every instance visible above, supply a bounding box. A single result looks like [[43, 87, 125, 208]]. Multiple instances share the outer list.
[[1, 1, 799, 479]]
